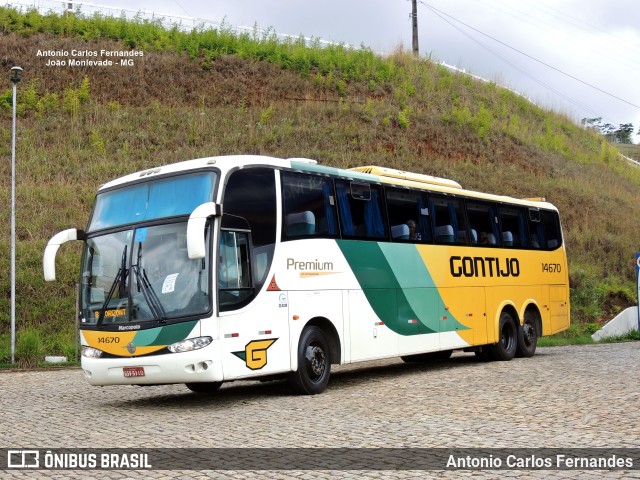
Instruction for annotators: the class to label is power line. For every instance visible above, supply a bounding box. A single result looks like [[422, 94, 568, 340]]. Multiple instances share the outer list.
[[423, 3, 604, 120], [419, 1, 640, 111], [479, 0, 640, 75], [171, 0, 193, 19], [522, 0, 640, 57]]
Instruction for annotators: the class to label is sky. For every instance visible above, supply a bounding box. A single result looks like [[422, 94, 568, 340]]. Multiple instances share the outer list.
[[5, 0, 640, 141]]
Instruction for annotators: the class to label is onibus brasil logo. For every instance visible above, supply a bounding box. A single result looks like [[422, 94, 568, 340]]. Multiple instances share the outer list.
[[232, 339, 278, 370]]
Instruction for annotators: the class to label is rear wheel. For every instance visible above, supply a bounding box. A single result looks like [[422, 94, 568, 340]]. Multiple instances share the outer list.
[[516, 310, 538, 357], [185, 381, 222, 394], [488, 311, 518, 361], [287, 326, 331, 395]]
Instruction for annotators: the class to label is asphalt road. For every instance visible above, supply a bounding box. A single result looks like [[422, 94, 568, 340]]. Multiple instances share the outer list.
[[1, 343, 639, 479]]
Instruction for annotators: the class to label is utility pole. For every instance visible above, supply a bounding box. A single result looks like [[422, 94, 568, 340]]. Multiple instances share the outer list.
[[411, 0, 419, 57]]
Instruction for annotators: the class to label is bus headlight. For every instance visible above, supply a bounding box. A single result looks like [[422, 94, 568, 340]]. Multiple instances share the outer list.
[[168, 336, 213, 353], [82, 346, 103, 358]]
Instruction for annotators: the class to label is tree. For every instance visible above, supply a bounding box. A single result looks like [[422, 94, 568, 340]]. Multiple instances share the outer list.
[[581, 118, 635, 144], [616, 123, 634, 144]]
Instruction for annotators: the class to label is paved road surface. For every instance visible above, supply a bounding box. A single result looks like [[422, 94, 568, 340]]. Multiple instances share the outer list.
[[1, 343, 639, 479]]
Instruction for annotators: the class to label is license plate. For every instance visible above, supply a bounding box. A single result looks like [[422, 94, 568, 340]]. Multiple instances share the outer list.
[[123, 366, 145, 378]]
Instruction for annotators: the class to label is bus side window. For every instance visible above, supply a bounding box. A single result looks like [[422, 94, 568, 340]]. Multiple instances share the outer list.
[[281, 172, 338, 239], [336, 181, 387, 240], [218, 230, 253, 311], [467, 201, 500, 247], [528, 208, 543, 249], [385, 188, 432, 243], [528, 208, 561, 249], [499, 206, 529, 248], [430, 195, 468, 245], [541, 210, 562, 249], [223, 167, 276, 297]]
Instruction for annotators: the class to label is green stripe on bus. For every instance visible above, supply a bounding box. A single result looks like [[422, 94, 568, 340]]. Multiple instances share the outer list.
[[337, 240, 467, 335], [133, 320, 199, 346]]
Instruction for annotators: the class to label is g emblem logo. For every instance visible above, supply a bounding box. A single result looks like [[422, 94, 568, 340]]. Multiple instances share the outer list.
[[232, 339, 277, 370]]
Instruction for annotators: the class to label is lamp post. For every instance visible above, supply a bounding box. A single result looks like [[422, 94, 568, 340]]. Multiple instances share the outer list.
[[10, 66, 22, 364]]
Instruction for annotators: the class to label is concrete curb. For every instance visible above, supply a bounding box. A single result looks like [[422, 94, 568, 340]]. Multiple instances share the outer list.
[[592, 306, 640, 341]]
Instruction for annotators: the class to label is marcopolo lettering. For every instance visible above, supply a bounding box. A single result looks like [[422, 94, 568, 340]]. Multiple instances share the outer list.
[[450, 256, 520, 278]]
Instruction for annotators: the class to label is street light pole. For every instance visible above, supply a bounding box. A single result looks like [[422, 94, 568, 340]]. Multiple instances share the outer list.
[[10, 66, 22, 364]]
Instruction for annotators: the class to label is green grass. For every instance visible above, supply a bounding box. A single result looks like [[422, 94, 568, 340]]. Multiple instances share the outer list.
[[538, 336, 595, 347], [0, 331, 79, 367], [539, 329, 640, 347], [617, 144, 640, 161], [1, 6, 640, 362]]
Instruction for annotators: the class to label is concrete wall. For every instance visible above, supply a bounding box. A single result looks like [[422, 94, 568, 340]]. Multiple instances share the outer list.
[[592, 306, 639, 341]]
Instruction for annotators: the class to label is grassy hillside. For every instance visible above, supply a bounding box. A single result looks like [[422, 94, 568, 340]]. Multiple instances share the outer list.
[[1, 7, 639, 364], [618, 144, 640, 162]]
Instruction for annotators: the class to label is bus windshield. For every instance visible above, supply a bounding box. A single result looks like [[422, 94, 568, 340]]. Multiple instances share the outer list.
[[88, 171, 216, 232], [80, 222, 211, 326]]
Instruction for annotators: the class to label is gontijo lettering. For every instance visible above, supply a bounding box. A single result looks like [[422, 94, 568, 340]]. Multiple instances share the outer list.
[[450, 256, 520, 278]]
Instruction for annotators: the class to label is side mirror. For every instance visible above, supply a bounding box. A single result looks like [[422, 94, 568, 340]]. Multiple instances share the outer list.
[[43, 228, 85, 281], [187, 202, 221, 259]]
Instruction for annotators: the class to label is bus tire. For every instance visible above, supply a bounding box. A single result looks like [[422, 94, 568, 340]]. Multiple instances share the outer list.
[[288, 326, 331, 395], [185, 381, 222, 393], [516, 310, 538, 358], [488, 311, 518, 361]]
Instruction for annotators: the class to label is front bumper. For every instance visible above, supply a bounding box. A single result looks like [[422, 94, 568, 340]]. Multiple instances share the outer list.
[[81, 342, 223, 386]]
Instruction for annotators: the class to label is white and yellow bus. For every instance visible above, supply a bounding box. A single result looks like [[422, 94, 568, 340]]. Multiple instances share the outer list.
[[43, 155, 569, 394]]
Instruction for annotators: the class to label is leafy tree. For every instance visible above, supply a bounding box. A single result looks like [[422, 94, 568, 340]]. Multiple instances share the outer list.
[[582, 117, 635, 144]]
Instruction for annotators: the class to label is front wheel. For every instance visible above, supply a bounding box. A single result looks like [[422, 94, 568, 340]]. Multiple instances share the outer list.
[[488, 311, 518, 361], [516, 310, 538, 357], [287, 326, 331, 395]]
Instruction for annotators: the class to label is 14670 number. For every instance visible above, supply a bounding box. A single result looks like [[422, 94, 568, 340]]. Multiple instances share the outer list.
[[542, 263, 561, 273]]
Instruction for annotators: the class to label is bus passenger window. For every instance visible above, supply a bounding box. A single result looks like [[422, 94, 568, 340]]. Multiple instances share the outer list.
[[528, 208, 563, 249], [528, 208, 543, 249], [281, 172, 338, 239], [385, 188, 432, 243], [430, 195, 468, 245], [467, 201, 500, 247], [336, 181, 387, 240], [541, 210, 561, 249], [499, 206, 529, 248]]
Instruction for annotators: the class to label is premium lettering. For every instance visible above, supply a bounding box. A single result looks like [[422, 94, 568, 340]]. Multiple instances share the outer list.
[[286, 258, 334, 271]]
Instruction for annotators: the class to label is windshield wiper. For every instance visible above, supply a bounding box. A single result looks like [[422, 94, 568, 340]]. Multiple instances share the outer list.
[[132, 242, 167, 322], [97, 245, 127, 329]]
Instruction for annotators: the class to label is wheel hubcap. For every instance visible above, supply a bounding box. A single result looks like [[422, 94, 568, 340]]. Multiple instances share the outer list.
[[501, 324, 514, 349], [523, 323, 535, 346], [305, 345, 326, 379]]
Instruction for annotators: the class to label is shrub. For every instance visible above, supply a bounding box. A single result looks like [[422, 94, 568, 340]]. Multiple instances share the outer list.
[[16, 328, 41, 368]]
